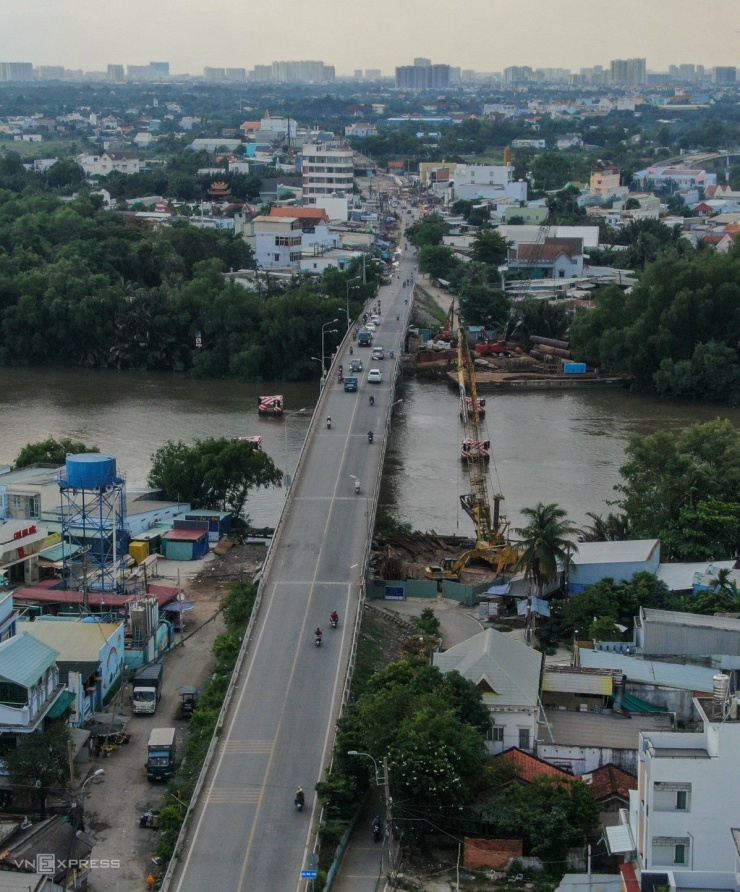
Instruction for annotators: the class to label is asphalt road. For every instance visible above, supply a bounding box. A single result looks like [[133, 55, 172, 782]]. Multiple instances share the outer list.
[[171, 218, 416, 892]]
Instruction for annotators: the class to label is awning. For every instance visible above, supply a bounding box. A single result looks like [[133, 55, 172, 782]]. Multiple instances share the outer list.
[[621, 692, 668, 714], [164, 601, 196, 613], [485, 584, 511, 596], [605, 824, 635, 855], [47, 691, 75, 719]]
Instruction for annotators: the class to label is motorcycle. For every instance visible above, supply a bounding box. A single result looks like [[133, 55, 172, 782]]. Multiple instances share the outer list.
[[326, 416, 331, 429], [372, 816, 382, 844], [354, 480, 361, 495], [349, 346, 353, 355], [315, 631, 322, 647], [139, 809, 160, 829], [396, 314, 400, 321], [369, 394, 375, 406], [330, 614, 339, 629], [368, 431, 374, 444], [295, 790, 305, 811]]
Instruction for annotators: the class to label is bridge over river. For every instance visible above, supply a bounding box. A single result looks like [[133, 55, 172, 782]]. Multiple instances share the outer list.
[[165, 234, 417, 892]]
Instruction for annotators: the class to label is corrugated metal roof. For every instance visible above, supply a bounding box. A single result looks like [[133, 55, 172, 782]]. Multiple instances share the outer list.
[[433, 628, 542, 707], [572, 539, 660, 565], [641, 608, 740, 632], [578, 649, 717, 692], [20, 621, 121, 662], [543, 669, 615, 695], [0, 634, 58, 688], [541, 709, 672, 748], [656, 560, 735, 591]]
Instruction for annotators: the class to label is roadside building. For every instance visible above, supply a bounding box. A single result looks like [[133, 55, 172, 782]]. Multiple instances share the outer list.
[[569, 540, 661, 594], [607, 690, 740, 891], [635, 608, 740, 658], [161, 527, 209, 561], [0, 520, 48, 585], [433, 627, 542, 755], [0, 815, 94, 889], [301, 142, 353, 219], [582, 763, 636, 827], [247, 215, 302, 269], [20, 620, 125, 725], [507, 237, 585, 279], [0, 633, 67, 734]]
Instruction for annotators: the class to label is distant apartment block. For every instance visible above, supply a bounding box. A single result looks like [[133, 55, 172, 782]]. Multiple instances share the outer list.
[[35, 66, 66, 81], [713, 66, 737, 84], [204, 67, 226, 81], [504, 66, 534, 83], [249, 60, 335, 83], [365, 69, 382, 80], [149, 62, 169, 79], [225, 68, 246, 82], [610, 58, 646, 84], [413, 57, 431, 68], [395, 61, 451, 89], [0, 63, 33, 82], [107, 64, 124, 82]]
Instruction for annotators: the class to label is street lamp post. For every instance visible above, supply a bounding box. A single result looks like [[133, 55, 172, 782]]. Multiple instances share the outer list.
[[347, 750, 381, 785], [321, 319, 339, 375], [346, 277, 362, 332], [283, 408, 307, 490], [310, 356, 324, 389]]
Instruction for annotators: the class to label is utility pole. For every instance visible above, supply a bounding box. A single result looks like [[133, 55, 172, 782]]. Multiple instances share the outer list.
[[383, 756, 396, 876]]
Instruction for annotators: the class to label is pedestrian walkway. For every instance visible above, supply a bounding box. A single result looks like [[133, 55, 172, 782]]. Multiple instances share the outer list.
[[332, 789, 386, 892]]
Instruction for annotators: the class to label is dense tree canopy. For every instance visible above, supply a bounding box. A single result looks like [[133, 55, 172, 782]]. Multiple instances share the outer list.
[[14, 437, 99, 469], [571, 244, 740, 398], [148, 437, 282, 520]]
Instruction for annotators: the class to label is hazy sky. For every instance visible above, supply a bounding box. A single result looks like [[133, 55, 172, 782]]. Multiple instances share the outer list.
[[0, 0, 737, 76]]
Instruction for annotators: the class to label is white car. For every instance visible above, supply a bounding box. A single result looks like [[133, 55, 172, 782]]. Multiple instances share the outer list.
[[365, 323, 376, 333], [371, 347, 385, 361], [367, 369, 382, 384], [370, 315, 380, 325]]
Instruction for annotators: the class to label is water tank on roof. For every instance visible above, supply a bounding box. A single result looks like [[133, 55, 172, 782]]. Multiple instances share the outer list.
[[65, 454, 117, 490]]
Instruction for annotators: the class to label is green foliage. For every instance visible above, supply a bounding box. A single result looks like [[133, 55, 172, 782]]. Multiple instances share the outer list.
[[221, 580, 257, 632], [407, 213, 449, 248], [326, 659, 489, 839], [14, 437, 99, 469], [471, 229, 509, 266], [413, 607, 441, 637], [571, 245, 740, 397], [488, 776, 600, 869], [546, 185, 587, 225], [516, 503, 578, 595], [511, 297, 569, 342], [418, 244, 460, 281], [617, 419, 740, 542], [589, 615, 623, 641], [148, 437, 282, 520], [459, 285, 510, 329], [374, 509, 412, 537], [6, 721, 71, 810]]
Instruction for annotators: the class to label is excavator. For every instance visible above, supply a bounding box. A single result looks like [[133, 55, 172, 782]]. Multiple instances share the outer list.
[[425, 328, 520, 581]]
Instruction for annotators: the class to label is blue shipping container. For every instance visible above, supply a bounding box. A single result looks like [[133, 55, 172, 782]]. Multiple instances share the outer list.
[[564, 362, 587, 374]]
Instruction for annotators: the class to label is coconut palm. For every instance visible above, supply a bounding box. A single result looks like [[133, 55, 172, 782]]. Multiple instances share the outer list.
[[516, 502, 578, 596]]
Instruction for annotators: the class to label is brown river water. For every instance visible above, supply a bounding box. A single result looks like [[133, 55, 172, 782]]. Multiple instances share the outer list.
[[1, 367, 737, 534]]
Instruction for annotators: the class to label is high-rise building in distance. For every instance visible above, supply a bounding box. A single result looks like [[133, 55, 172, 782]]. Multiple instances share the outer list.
[[107, 64, 124, 82], [610, 57, 646, 84], [0, 62, 33, 82], [395, 61, 451, 89], [713, 66, 737, 84]]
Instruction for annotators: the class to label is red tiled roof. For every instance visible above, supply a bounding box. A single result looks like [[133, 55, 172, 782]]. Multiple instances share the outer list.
[[498, 747, 575, 783], [514, 244, 573, 262], [270, 207, 329, 222], [702, 234, 725, 244], [584, 763, 636, 801]]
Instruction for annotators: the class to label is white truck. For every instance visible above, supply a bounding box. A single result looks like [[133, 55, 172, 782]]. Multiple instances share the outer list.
[[132, 663, 163, 715]]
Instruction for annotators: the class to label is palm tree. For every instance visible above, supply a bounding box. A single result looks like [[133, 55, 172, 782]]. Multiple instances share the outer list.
[[516, 502, 578, 596], [580, 511, 630, 543]]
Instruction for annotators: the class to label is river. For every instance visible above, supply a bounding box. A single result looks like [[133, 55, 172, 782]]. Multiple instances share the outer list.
[[1, 367, 737, 534]]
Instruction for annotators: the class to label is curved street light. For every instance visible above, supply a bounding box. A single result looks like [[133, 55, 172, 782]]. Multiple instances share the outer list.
[[321, 319, 339, 374], [347, 750, 382, 785]]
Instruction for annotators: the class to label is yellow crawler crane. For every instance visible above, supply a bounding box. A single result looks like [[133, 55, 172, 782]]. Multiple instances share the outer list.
[[425, 328, 520, 581]]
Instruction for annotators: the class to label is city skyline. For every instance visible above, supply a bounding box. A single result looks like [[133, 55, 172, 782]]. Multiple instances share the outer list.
[[0, 0, 737, 78]]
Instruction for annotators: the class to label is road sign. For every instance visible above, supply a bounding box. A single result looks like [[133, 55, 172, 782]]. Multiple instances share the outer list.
[[301, 870, 318, 879]]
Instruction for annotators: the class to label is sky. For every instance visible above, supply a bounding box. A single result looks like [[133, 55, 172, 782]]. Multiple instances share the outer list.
[[0, 0, 737, 77]]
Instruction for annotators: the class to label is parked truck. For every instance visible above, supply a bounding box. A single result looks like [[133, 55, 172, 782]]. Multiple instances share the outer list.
[[132, 663, 163, 715], [146, 728, 177, 782]]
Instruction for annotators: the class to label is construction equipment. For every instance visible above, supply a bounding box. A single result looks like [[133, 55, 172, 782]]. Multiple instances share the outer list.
[[424, 328, 519, 581], [437, 300, 455, 341]]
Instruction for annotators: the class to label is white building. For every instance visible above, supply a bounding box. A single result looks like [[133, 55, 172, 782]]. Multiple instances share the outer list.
[[433, 627, 542, 755], [451, 163, 527, 203], [345, 122, 378, 138], [77, 151, 140, 177], [610, 690, 740, 891], [248, 215, 302, 269], [301, 143, 354, 211]]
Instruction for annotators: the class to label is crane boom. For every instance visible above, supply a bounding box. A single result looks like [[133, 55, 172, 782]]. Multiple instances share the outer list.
[[457, 328, 506, 548]]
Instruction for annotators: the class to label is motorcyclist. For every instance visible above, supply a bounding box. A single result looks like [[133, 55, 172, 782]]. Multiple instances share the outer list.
[[295, 787, 305, 807], [326, 416, 331, 429], [369, 394, 375, 406], [354, 479, 361, 494], [368, 430, 374, 443], [330, 610, 339, 625], [314, 626, 323, 640], [349, 345, 353, 354]]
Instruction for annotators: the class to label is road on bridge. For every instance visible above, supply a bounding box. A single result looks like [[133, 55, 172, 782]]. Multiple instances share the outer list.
[[170, 218, 418, 892]]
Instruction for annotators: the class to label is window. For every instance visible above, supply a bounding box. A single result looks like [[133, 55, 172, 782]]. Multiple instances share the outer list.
[[486, 726, 504, 743], [676, 790, 687, 810], [518, 728, 530, 749], [674, 844, 686, 865]]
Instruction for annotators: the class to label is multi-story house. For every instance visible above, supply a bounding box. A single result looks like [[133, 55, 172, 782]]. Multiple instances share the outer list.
[[301, 143, 354, 208], [77, 151, 140, 177], [248, 216, 302, 269], [609, 686, 740, 891]]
